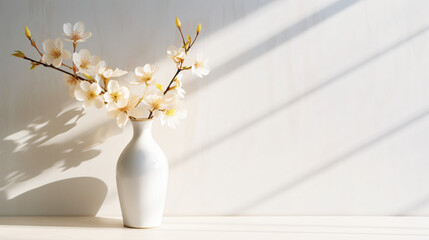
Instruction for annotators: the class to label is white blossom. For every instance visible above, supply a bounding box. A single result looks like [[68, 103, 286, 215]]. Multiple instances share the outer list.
[[143, 85, 173, 113], [73, 49, 100, 76], [167, 45, 186, 64], [107, 95, 143, 128], [63, 74, 80, 97], [131, 64, 158, 85], [42, 38, 71, 67], [74, 81, 104, 109], [169, 72, 185, 98], [95, 61, 128, 85], [191, 54, 210, 78], [104, 80, 130, 110], [63, 21, 92, 43], [160, 104, 187, 128]]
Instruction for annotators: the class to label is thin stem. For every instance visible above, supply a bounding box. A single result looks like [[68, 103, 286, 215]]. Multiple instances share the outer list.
[[178, 28, 186, 46], [141, 27, 200, 120], [22, 56, 93, 83], [148, 109, 153, 119], [164, 68, 181, 95], [72, 42, 78, 78], [62, 63, 73, 69], [188, 33, 199, 50], [30, 39, 43, 57], [145, 68, 182, 119], [135, 84, 149, 108]]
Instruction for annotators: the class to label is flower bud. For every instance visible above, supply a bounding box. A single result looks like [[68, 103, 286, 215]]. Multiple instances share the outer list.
[[155, 84, 164, 92], [197, 24, 201, 34], [12, 50, 26, 58], [25, 26, 31, 39], [175, 17, 181, 29], [30, 63, 37, 70]]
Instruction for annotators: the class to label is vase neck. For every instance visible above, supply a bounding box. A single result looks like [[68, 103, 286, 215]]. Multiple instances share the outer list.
[[131, 120, 153, 139]]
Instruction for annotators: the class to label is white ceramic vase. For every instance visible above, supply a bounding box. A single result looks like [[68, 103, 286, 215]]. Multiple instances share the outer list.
[[116, 119, 168, 228]]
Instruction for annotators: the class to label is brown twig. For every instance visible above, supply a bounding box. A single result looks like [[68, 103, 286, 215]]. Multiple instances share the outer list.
[[138, 24, 201, 121], [188, 32, 199, 50], [72, 42, 78, 78], [30, 40, 43, 57], [62, 63, 73, 69], [22, 56, 93, 83], [178, 28, 186, 46]]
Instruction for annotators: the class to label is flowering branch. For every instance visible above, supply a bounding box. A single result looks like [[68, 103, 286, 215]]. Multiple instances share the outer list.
[[13, 19, 209, 129], [22, 56, 93, 83]]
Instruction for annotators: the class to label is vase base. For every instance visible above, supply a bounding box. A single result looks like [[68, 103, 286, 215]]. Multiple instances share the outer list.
[[123, 224, 160, 229]]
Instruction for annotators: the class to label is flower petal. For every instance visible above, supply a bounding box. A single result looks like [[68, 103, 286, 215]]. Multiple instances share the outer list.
[[55, 38, 63, 50], [130, 81, 143, 85], [90, 83, 102, 94], [90, 55, 101, 65], [117, 98, 128, 108], [81, 32, 92, 40], [74, 89, 86, 101], [52, 58, 62, 68], [62, 50, 71, 60], [43, 39, 55, 53], [42, 54, 51, 64], [135, 66, 144, 77], [63, 23, 73, 35], [117, 112, 128, 128], [80, 81, 91, 91], [80, 49, 90, 58], [73, 52, 81, 65], [107, 80, 119, 93], [73, 21, 85, 33], [121, 86, 130, 99], [106, 102, 117, 111], [111, 69, 127, 77], [83, 100, 92, 108], [93, 96, 104, 108], [167, 45, 178, 56]]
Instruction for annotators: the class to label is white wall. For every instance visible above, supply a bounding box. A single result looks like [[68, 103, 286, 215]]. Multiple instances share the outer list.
[[1, 0, 429, 216]]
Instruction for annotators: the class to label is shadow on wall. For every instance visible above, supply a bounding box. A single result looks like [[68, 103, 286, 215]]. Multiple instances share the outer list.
[[0, 0, 283, 215], [0, 177, 107, 216], [0, 107, 121, 190], [0, 105, 122, 215]]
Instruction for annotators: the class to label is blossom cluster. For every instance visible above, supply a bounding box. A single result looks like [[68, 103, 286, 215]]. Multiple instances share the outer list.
[[14, 19, 209, 128]]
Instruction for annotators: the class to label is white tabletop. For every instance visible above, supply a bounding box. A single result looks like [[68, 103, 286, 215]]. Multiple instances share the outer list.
[[0, 216, 429, 240]]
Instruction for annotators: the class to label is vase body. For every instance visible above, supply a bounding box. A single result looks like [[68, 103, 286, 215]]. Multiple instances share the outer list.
[[116, 120, 168, 228]]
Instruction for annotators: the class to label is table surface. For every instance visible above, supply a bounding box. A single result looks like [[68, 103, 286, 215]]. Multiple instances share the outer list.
[[1, 216, 429, 240]]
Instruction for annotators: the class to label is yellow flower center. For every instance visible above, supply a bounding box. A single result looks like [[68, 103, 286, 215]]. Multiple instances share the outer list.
[[66, 76, 79, 86], [118, 104, 130, 113], [151, 98, 163, 110], [70, 32, 81, 41], [110, 92, 120, 102], [87, 91, 97, 100], [50, 48, 62, 59], [194, 61, 203, 69], [80, 59, 90, 69], [139, 74, 152, 83], [166, 109, 176, 117]]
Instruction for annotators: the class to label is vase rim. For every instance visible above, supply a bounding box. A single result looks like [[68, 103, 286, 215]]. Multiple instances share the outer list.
[[130, 118, 153, 122]]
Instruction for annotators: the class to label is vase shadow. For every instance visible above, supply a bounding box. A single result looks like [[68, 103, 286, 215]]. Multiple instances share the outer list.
[[0, 177, 108, 216], [0, 106, 122, 190]]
